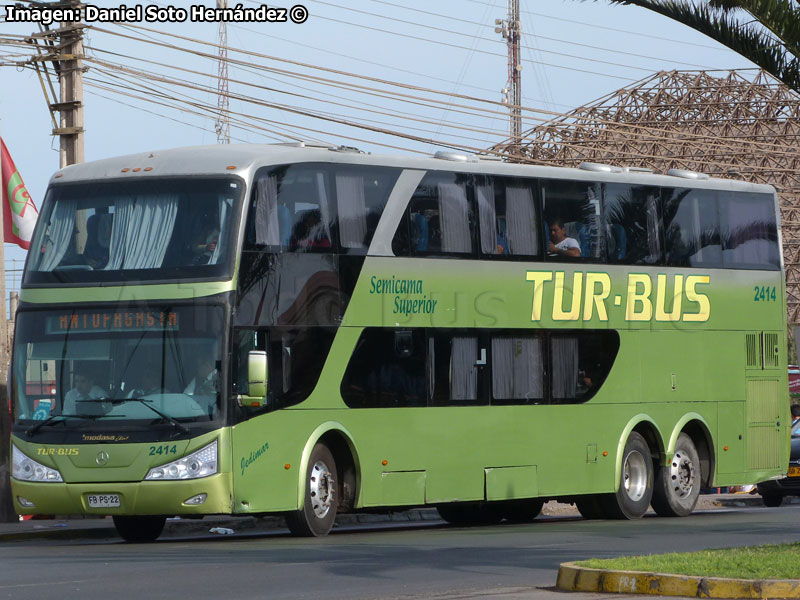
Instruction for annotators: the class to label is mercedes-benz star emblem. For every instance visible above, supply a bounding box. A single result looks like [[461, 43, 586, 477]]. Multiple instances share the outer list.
[[95, 451, 109, 466]]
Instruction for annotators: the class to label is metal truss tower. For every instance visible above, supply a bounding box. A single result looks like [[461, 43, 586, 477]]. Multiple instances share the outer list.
[[490, 69, 800, 324], [495, 0, 522, 150], [215, 0, 230, 144]]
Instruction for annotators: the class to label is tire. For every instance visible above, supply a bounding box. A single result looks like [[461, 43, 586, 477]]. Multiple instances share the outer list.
[[113, 515, 166, 543], [286, 443, 338, 537], [762, 493, 784, 508], [437, 502, 503, 526], [651, 433, 701, 517], [575, 495, 606, 519], [498, 498, 544, 523], [600, 431, 654, 519]]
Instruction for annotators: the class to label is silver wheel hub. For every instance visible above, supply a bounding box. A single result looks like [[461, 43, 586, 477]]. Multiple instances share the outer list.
[[623, 450, 648, 502], [669, 448, 695, 499], [309, 460, 335, 519]]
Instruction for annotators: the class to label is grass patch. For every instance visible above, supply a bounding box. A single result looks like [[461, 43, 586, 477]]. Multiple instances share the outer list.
[[577, 543, 800, 580]]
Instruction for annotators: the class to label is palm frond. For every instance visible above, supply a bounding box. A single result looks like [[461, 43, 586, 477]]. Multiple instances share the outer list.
[[606, 0, 800, 92]]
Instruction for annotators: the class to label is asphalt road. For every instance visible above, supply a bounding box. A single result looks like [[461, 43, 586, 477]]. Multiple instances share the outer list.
[[2, 504, 799, 600]]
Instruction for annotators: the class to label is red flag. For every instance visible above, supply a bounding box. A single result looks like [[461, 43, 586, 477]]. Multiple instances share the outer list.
[[1, 137, 38, 249]]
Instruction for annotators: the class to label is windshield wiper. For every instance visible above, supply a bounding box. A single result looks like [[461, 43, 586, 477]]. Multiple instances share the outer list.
[[26, 413, 104, 436], [104, 398, 190, 435]]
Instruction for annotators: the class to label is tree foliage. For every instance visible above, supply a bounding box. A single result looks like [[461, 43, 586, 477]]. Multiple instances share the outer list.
[[598, 1, 800, 92]]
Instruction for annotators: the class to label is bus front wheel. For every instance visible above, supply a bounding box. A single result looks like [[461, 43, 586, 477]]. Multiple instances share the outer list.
[[287, 443, 338, 537], [601, 431, 653, 519], [652, 433, 701, 517], [113, 515, 166, 543]]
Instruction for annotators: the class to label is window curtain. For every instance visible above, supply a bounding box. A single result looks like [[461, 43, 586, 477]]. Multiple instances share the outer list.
[[316, 172, 332, 240], [506, 184, 537, 255], [450, 336, 478, 401], [336, 174, 367, 248], [255, 175, 279, 246], [492, 337, 542, 400], [476, 183, 497, 254], [438, 182, 471, 253], [210, 196, 233, 264], [38, 199, 77, 271], [105, 195, 178, 270], [552, 336, 579, 399]]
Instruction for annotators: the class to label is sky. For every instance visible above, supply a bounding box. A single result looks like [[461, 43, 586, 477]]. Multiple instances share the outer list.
[[0, 0, 759, 296]]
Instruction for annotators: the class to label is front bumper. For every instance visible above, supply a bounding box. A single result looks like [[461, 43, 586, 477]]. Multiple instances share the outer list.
[[11, 472, 233, 516]]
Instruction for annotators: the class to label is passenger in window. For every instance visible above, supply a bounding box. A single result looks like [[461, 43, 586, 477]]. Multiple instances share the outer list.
[[289, 210, 331, 251], [63, 370, 105, 414], [548, 219, 581, 258], [190, 209, 220, 265]]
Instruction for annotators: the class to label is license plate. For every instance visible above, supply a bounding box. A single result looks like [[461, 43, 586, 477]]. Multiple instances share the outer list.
[[87, 494, 120, 508], [788, 466, 800, 478]]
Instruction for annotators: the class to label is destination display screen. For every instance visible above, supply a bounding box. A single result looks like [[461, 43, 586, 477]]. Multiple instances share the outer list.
[[45, 311, 179, 334]]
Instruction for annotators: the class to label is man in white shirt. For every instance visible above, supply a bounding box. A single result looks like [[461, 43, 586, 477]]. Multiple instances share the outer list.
[[63, 371, 105, 414], [548, 219, 581, 258]]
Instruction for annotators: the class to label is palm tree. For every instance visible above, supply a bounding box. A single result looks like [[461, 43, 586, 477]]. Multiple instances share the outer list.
[[594, 1, 800, 93]]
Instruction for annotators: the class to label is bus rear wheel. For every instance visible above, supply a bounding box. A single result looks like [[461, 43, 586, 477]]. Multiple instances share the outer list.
[[601, 431, 653, 519], [113, 515, 166, 543], [286, 443, 338, 537], [652, 433, 700, 517]]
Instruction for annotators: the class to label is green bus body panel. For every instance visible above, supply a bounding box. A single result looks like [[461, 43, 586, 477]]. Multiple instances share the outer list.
[[19, 281, 235, 304], [13, 255, 789, 516], [485, 466, 538, 501]]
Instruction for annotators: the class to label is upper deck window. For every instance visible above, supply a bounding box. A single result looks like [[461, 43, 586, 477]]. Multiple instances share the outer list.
[[24, 177, 243, 285], [246, 163, 401, 253]]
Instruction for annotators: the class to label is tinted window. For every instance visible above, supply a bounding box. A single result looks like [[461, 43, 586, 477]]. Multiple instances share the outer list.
[[663, 188, 721, 267], [404, 172, 475, 255], [341, 329, 426, 408], [720, 192, 780, 270], [477, 176, 540, 257], [542, 180, 602, 260], [550, 331, 619, 403], [604, 184, 663, 264]]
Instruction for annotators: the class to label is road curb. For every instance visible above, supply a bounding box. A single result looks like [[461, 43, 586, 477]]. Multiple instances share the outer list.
[[556, 562, 800, 599]]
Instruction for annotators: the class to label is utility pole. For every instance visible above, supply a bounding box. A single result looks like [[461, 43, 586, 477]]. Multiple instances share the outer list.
[[216, 0, 231, 144], [55, 0, 85, 167], [496, 0, 522, 151]]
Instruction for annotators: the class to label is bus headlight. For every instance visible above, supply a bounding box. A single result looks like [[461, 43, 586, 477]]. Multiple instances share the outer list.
[[12, 445, 63, 482], [145, 440, 217, 481]]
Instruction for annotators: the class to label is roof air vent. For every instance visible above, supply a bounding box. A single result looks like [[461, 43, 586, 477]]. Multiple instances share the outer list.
[[579, 162, 623, 173], [434, 151, 470, 162], [331, 145, 364, 154], [667, 168, 709, 180], [624, 166, 655, 173]]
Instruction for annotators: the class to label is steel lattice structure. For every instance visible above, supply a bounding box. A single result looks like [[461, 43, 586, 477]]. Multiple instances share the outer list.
[[491, 70, 800, 323]]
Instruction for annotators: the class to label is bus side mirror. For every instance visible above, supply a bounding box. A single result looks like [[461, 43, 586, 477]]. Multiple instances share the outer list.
[[244, 351, 268, 408]]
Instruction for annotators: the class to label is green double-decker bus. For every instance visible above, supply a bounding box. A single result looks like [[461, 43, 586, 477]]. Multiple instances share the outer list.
[[10, 144, 789, 541]]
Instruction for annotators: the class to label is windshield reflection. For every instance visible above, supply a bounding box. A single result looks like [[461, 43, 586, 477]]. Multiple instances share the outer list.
[[13, 306, 224, 431]]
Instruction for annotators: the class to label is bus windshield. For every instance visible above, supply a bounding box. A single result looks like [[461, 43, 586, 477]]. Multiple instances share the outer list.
[[12, 305, 225, 438], [24, 177, 243, 285]]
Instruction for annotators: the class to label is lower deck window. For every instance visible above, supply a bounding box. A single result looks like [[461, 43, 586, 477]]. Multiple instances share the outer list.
[[341, 328, 619, 408]]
